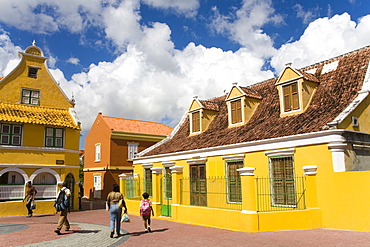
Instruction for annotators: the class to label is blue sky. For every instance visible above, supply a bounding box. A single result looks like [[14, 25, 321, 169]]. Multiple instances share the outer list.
[[0, 0, 369, 148]]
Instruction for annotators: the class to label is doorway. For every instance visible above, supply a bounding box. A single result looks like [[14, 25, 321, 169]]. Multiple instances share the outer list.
[[190, 164, 207, 206], [65, 173, 75, 210]]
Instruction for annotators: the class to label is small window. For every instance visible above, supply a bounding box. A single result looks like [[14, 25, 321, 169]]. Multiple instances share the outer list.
[[128, 143, 138, 160], [0, 123, 22, 146], [28, 67, 38, 78], [144, 168, 152, 196], [95, 143, 101, 162], [22, 89, 40, 105], [231, 99, 242, 124], [45, 127, 64, 147], [283, 83, 299, 112], [191, 111, 201, 133]]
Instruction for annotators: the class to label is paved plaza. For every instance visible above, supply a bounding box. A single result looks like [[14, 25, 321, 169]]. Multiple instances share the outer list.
[[1, 209, 370, 246]]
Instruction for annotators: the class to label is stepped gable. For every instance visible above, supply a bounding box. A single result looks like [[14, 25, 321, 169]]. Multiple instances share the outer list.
[[143, 46, 370, 156]]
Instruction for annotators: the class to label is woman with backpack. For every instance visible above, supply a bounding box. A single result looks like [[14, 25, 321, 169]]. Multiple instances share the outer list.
[[107, 184, 127, 238], [140, 192, 154, 233]]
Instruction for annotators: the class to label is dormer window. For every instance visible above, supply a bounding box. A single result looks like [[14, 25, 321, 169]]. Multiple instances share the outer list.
[[22, 89, 40, 105], [276, 64, 319, 117], [230, 99, 242, 124], [283, 82, 299, 112], [191, 111, 201, 133], [188, 97, 219, 135], [226, 83, 262, 128], [28, 66, 39, 78]]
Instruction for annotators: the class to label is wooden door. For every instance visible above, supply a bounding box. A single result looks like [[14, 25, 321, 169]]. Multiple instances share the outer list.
[[190, 164, 207, 206]]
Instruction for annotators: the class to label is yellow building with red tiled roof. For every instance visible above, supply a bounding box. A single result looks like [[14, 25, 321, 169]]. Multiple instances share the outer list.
[[0, 42, 81, 216], [130, 45, 370, 233], [83, 112, 172, 201]]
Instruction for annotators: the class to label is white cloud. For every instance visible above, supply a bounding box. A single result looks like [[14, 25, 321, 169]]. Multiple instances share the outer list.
[[294, 4, 320, 24], [56, 41, 273, 138], [67, 57, 80, 65], [142, 0, 199, 17], [0, 31, 22, 77], [271, 13, 370, 73], [210, 0, 283, 58], [102, 0, 143, 49]]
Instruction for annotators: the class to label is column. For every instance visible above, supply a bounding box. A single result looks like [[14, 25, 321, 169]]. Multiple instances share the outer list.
[[328, 142, 347, 172], [237, 167, 257, 213], [237, 166, 258, 232], [170, 166, 184, 220], [302, 165, 318, 208], [150, 167, 163, 217], [118, 174, 127, 196], [302, 165, 321, 228]]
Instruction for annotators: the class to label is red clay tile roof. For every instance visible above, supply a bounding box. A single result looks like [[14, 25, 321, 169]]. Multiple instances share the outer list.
[[297, 69, 320, 83], [102, 116, 173, 136], [143, 45, 370, 156], [240, 86, 263, 99], [199, 100, 220, 111]]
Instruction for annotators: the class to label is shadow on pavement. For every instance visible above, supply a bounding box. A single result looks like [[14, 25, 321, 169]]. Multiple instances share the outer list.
[[125, 228, 169, 236], [73, 229, 101, 234]]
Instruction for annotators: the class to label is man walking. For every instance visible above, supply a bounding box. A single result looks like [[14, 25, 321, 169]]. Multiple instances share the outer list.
[[54, 181, 71, 235]]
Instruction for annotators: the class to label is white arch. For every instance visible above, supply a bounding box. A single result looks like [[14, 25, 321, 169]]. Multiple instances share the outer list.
[[29, 168, 61, 184], [0, 167, 28, 183]]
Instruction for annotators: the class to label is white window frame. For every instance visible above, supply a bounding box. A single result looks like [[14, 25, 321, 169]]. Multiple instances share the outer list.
[[0, 123, 22, 146], [93, 174, 102, 199], [128, 143, 138, 160], [95, 143, 101, 162], [21, 88, 40, 105]]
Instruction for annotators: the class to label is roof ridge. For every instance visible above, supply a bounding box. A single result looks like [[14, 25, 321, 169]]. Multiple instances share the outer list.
[[301, 44, 370, 71]]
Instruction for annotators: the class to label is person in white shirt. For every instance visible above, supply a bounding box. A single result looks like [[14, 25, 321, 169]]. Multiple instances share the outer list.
[[54, 181, 71, 235]]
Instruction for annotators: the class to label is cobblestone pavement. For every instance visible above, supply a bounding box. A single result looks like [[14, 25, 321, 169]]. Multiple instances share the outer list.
[[2, 209, 370, 247], [17, 223, 128, 247]]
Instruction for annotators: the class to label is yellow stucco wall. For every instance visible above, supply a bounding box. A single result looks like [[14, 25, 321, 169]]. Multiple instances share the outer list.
[[0, 53, 72, 109], [339, 94, 370, 132], [188, 99, 201, 111], [276, 67, 300, 84], [129, 142, 370, 233], [0, 45, 81, 216], [227, 86, 243, 99]]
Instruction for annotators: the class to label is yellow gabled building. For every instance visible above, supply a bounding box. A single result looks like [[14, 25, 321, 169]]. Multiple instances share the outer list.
[[0, 42, 81, 216], [129, 45, 370, 232]]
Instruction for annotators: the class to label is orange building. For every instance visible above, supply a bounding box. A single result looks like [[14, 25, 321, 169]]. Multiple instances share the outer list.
[[83, 113, 172, 200]]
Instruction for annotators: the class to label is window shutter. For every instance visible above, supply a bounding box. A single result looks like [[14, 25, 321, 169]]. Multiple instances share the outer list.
[[283, 85, 291, 111], [283, 83, 299, 112], [291, 84, 299, 110], [231, 100, 242, 124], [192, 111, 200, 132]]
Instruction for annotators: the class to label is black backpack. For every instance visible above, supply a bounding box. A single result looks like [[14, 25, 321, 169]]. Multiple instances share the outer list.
[[54, 189, 69, 212]]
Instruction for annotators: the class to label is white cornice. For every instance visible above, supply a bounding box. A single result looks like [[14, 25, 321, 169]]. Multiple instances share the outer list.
[[133, 129, 348, 164]]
